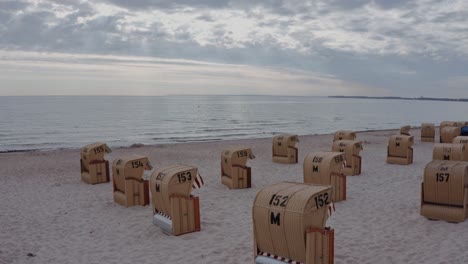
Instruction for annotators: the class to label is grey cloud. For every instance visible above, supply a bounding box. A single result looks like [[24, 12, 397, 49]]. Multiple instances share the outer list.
[[99, 0, 304, 14], [196, 14, 215, 22], [0, 2, 123, 54], [100, 0, 232, 10], [319, 49, 468, 96], [0, 10, 11, 25], [41, 1, 97, 18], [373, 0, 416, 9], [46, 0, 89, 5], [430, 12, 463, 23], [83, 15, 122, 33], [0, 0, 29, 11], [1, 11, 56, 47], [173, 26, 193, 42], [326, 0, 369, 10], [328, 0, 415, 10]]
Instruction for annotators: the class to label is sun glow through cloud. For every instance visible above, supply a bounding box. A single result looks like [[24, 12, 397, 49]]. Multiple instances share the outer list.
[[0, 51, 386, 96]]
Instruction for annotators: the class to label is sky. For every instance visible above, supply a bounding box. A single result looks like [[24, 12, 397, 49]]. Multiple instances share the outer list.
[[0, 0, 467, 97]]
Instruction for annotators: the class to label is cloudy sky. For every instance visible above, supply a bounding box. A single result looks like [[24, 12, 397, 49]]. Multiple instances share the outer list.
[[0, 0, 467, 97]]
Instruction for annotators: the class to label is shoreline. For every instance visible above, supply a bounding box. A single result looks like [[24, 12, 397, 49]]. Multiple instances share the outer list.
[[0, 127, 412, 154]]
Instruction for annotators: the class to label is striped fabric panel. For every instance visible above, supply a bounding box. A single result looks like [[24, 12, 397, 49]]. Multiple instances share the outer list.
[[192, 173, 205, 189], [156, 210, 172, 220], [258, 251, 302, 264]]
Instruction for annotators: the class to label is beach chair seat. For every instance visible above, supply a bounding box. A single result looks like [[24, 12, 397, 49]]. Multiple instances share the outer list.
[[112, 155, 152, 207], [150, 164, 204, 236], [387, 135, 413, 165], [453, 136, 468, 147], [421, 160, 468, 222], [272, 134, 299, 164], [433, 143, 468, 161], [80, 142, 111, 184], [221, 147, 255, 189], [440, 126, 461, 143], [421, 123, 435, 142], [253, 182, 335, 264], [304, 152, 346, 202], [439, 121, 459, 143], [400, 125, 411, 135], [332, 140, 363, 176], [333, 130, 356, 141]]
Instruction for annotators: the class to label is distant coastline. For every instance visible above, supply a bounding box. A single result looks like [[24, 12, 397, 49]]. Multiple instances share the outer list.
[[328, 96, 468, 102]]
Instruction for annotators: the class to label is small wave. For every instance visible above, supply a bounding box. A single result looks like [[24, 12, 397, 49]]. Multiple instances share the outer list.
[[173, 138, 223, 143], [44, 131, 60, 135], [0, 149, 39, 153], [198, 128, 257, 133], [212, 133, 257, 137]]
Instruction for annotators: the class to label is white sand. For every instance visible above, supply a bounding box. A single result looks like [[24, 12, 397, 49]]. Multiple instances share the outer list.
[[1, 129, 468, 264]]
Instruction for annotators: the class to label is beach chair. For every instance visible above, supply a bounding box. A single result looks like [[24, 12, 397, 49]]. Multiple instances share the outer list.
[[333, 130, 356, 142], [112, 155, 153, 207], [440, 126, 460, 143], [439, 121, 458, 143], [80, 142, 111, 184], [331, 140, 363, 176], [432, 143, 468, 161], [453, 136, 468, 147], [150, 164, 204, 236], [421, 123, 435, 142], [457, 122, 468, 129], [253, 182, 335, 264], [386, 135, 414, 165], [400, 125, 411, 136], [221, 147, 255, 189], [304, 152, 346, 202], [272, 134, 299, 164], [421, 160, 468, 223], [440, 121, 458, 130]]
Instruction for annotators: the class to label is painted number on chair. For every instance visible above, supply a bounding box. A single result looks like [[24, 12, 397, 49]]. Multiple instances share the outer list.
[[155, 172, 165, 181], [334, 155, 344, 163], [270, 212, 281, 226], [237, 150, 248, 158], [93, 146, 105, 154], [436, 173, 450, 182], [177, 171, 192, 183], [313, 156, 323, 163], [269, 194, 289, 207], [314, 193, 329, 208], [131, 160, 143, 168], [268, 194, 289, 226]]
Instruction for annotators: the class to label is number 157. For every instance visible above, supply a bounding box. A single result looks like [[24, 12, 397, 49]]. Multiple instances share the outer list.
[[436, 173, 449, 182]]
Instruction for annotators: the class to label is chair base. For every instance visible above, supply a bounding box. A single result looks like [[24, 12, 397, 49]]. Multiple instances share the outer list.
[[153, 214, 173, 235]]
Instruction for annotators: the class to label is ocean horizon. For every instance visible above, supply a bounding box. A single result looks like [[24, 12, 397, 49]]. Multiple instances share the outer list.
[[1, 95, 468, 152]]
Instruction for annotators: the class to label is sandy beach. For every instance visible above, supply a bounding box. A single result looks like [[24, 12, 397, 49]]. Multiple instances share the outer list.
[[1, 128, 468, 264]]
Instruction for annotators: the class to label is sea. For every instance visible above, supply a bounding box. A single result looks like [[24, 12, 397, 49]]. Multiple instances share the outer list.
[[1, 95, 468, 152]]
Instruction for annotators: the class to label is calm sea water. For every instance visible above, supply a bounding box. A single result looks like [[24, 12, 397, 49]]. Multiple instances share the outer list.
[[1, 96, 468, 152]]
